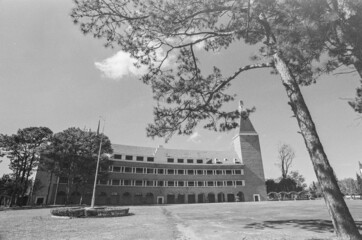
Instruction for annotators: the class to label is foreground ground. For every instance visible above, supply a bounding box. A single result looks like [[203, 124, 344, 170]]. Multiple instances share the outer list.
[[1, 200, 362, 240]]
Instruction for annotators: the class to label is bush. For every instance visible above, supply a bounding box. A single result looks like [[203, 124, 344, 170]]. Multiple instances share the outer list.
[[51, 207, 85, 218], [85, 207, 129, 217], [50, 207, 130, 218]]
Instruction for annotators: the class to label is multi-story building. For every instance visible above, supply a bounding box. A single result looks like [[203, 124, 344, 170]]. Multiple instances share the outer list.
[[32, 112, 267, 205]]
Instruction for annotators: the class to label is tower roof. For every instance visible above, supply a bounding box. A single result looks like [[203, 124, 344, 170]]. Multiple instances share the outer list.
[[239, 116, 256, 134], [238, 100, 257, 134]]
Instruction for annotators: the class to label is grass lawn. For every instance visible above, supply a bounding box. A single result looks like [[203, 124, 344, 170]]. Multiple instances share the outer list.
[[1, 199, 362, 240]]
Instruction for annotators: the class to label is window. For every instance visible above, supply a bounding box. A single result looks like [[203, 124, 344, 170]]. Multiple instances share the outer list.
[[168, 181, 175, 187], [207, 181, 214, 186], [178, 181, 184, 187], [98, 179, 107, 185], [206, 170, 213, 175], [113, 154, 122, 159], [235, 169, 242, 175], [157, 181, 164, 187], [177, 169, 184, 175], [167, 158, 174, 163], [113, 166, 121, 172], [147, 157, 154, 162], [146, 168, 154, 174], [187, 169, 194, 175], [236, 180, 244, 186], [197, 181, 204, 187], [125, 155, 133, 160], [226, 181, 233, 186], [124, 167, 132, 173], [135, 167, 143, 174], [197, 170, 203, 175], [157, 169, 164, 174], [216, 170, 223, 175], [217, 181, 223, 187], [234, 158, 242, 164], [123, 180, 131, 186], [146, 180, 153, 186], [225, 170, 232, 175], [188, 181, 195, 187], [167, 169, 175, 175], [196, 159, 203, 164], [187, 159, 193, 164], [135, 180, 143, 186], [112, 179, 120, 185], [136, 156, 144, 161], [177, 159, 184, 163]]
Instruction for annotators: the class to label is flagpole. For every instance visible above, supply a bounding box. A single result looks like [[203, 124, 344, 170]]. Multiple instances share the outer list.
[[90, 119, 105, 208]]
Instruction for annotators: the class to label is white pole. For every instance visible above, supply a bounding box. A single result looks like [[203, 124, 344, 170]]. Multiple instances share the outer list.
[[90, 119, 105, 208]]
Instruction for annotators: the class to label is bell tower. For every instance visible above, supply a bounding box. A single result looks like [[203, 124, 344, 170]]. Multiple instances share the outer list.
[[233, 101, 267, 201]]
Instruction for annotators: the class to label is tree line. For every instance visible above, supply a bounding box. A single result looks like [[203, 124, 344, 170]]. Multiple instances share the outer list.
[[0, 126, 112, 206]]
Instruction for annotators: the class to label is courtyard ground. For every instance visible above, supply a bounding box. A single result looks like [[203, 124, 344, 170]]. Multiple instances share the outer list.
[[1, 200, 362, 240]]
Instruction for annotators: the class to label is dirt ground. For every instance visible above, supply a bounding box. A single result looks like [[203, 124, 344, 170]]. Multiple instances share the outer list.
[[1, 200, 362, 240]]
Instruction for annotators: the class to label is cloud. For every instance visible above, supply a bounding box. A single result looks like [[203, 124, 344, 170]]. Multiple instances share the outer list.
[[94, 51, 147, 80], [187, 131, 202, 143], [95, 47, 175, 80]]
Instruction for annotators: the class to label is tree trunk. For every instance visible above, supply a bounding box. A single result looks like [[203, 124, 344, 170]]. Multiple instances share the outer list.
[[10, 169, 20, 207], [273, 52, 361, 240], [46, 171, 53, 205], [66, 177, 71, 205], [21, 156, 34, 204], [53, 176, 60, 205]]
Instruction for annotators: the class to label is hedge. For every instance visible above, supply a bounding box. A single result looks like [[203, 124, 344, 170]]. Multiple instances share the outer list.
[[50, 207, 129, 218], [51, 207, 85, 218]]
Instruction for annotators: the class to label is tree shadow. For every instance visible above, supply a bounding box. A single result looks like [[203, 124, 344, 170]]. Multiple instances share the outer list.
[[244, 219, 362, 233]]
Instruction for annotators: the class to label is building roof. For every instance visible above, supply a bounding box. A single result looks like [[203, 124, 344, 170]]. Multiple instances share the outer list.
[[111, 144, 241, 164]]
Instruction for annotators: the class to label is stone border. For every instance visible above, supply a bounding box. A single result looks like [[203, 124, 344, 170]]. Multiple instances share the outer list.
[[50, 207, 130, 218]]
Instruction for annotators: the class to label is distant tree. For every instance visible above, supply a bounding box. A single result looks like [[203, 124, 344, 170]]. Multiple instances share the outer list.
[[276, 144, 295, 179], [289, 171, 307, 191], [0, 174, 15, 197], [309, 181, 323, 198], [278, 177, 299, 192], [0, 127, 53, 206], [266, 171, 306, 193], [338, 178, 358, 195], [42, 127, 113, 204], [265, 179, 278, 193], [71, 0, 362, 238], [356, 174, 362, 194]]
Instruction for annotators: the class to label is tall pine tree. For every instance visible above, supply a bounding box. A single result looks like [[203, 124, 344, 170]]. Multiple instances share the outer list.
[[71, 1, 361, 238]]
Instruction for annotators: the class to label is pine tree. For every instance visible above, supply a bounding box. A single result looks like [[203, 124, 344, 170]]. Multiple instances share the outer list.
[[71, 1, 362, 238]]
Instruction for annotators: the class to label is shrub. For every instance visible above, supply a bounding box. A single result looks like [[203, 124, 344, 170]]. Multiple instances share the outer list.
[[85, 207, 129, 217], [51, 207, 85, 218]]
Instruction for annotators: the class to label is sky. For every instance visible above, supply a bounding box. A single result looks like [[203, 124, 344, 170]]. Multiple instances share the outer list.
[[0, 0, 362, 185]]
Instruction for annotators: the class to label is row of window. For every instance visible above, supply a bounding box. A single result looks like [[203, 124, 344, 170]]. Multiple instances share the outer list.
[[113, 154, 155, 162], [99, 179, 245, 187], [110, 166, 244, 175], [112, 154, 241, 164]]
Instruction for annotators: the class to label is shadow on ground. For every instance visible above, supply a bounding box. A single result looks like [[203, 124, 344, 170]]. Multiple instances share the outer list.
[[244, 219, 362, 233]]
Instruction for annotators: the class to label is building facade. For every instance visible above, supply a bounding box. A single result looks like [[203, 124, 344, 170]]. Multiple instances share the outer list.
[[33, 114, 267, 205]]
